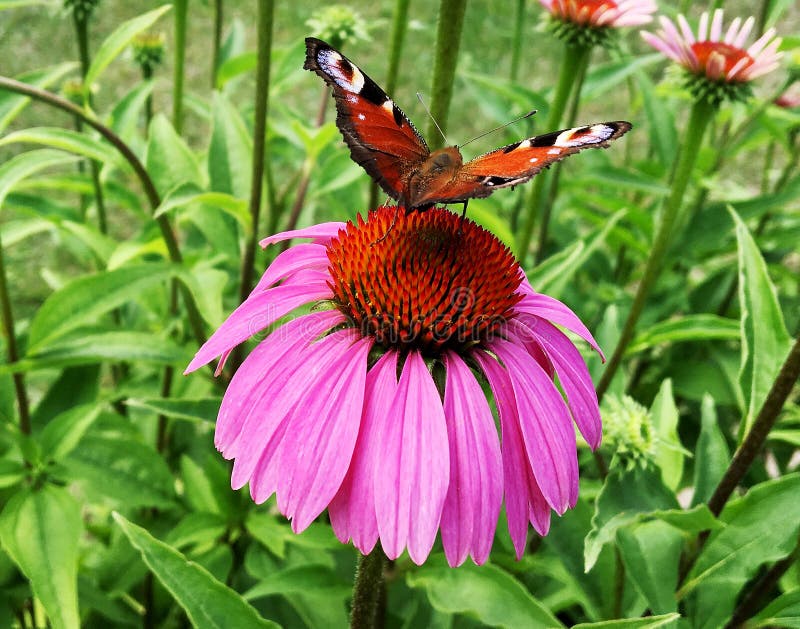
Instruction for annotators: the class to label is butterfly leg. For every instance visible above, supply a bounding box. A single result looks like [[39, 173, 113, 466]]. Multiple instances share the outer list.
[[458, 200, 469, 234], [371, 205, 400, 246]]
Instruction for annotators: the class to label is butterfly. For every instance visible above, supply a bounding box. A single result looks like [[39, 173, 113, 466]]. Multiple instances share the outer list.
[[304, 37, 631, 213]]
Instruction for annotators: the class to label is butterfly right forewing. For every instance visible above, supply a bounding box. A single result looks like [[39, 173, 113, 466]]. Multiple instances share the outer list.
[[304, 37, 430, 204]]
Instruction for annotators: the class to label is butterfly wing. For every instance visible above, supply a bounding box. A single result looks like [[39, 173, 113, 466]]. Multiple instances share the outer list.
[[304, 37, 429, 203], [410, 121, 632, 207]]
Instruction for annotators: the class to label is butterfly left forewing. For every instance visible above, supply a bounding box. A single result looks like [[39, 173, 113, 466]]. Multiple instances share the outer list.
[[304, 37, 430, 203], [415, 121, 632, 206]]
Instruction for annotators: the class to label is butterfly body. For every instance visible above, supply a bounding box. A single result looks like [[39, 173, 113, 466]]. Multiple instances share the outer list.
[[304, 37, 631, 212]]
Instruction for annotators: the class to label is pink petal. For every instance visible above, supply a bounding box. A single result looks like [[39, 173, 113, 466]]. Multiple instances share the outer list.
[[329, 351, 399, 555], [251, 243, 330, 293], [511, 318, 602, 450], [228, 329, 358, 491], [374, 351, 449, 564], [184, 281, 332, 373], [440, 352, 503, 567], [275, 336, 372, 532], [513, 292, 603, 358], [473, 350, 545, 557], [259, 222, 345, 248], [214, 310, 344, 452], [488, 339, 578, 513]]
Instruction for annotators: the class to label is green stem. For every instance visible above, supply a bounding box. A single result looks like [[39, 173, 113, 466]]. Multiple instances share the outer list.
[[509, 0, 526, 82], [0, 76, 207, 347], [596, 97, 715, 401], [707, 335, 800, 516], [238, 0, 274, 301], [0, 236, 30, 435], [350, 547, 387, 629], [516, 43, 590, 259], [427, 0, 467, 150], [756, 0, 771, 36], [212, 0, 223, 88], [533, 46, 591, 263], [172, 0, 187, 133], [72, 6, 108, 234], [142, 66, 154, 130]]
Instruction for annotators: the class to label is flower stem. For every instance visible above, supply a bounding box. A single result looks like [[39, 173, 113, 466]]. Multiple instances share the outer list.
[[72, 6, 108, 234], [517, 43, 591, 259], [172, 0, 187, 134], [707, 335, 800, 516], [0, 236, 30, 435], [0, 76, 207, 346], [509, 0, 526, 82], [350, 547, 387, 629], [211, 0, 223, 88], [427, 0, 467, 149], [238, 0, 274, 303], [596, 97, 715, 400], [534, 46, 591, 263]]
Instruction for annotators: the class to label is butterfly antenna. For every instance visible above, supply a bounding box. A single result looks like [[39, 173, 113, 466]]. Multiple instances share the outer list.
[[416, 92, 450, 146], [458, 109, 537, 149]]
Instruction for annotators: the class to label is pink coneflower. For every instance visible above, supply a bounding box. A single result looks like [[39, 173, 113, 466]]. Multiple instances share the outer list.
[[775, 86, 800, 109], [642, 9, 783, 84], [185, 206, 602, 567], [539, 0, 657, 28]]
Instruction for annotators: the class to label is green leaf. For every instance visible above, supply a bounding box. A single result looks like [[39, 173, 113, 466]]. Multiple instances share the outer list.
[[216, 52, 257, 89], [681, 474, 800, 626], [208, 92, 253, 199], [84, 5, 172, 89], [751, 588, 800, 628], [0, 485, 81, 629], [179, 454, 240, 517], [0, 149, 78, 207], [531, 209, 626, 299], [64, 434, 176, 508], [635, 70, 677, 168], [165, 512, 228, 550], [109, 80, 154, 142], [407, 558, 564, 628], [730, 207, 792, 435], [649, 379, 686, 490], [145, 114, 205, 196], [0, 458, 26, 489], [581, 54, 662, 100], [0, 127, 127, 171], [691, 394, 730, 506], [617, 520, 681, 614], [38, 402, 102, 462], [0, 0, 57, 9], [126, 397, 219, 424], [571, 615, 680, 629], [585, 466, 678, 571], [243, 564, 351, 601], [27, 263, 175, 351], [0, 64, 77, 133], [154, 184, 248, 228], [113, 513, 277, 628], [628, 315, 740, 355], [3, 331, 189, 373]]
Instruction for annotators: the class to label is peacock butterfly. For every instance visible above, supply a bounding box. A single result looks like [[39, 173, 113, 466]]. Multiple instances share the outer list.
[[304, 37, 631, 213]]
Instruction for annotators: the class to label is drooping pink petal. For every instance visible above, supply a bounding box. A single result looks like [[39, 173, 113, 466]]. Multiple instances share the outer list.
[[473, 350, 545, 557], [512, 317, 602, 449], [214, 309, 344, 452], [440, 352, 503, 567], [329, 351, 399, 555], [513, 292, 603, 358], [374, 351, 449, 564], [251, 243, 330, 293], [259, 222, 345, 248], [184, 281, 332, 373], [274, 335, 372, 532], [488, 339, 578, 514], [228, 330, 358, 491]]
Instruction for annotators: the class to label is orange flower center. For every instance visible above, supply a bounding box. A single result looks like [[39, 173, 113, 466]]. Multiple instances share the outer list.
[[691, 41, 754, 77], [326, 207, 523, 354], [554, 0, 618, 21]]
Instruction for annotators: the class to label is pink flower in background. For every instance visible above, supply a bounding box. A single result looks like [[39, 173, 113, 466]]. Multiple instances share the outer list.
[[775, 86, 800, 109], [539, 0, 657, 28], [642, 9, 783, 83], [186, 206, 603, 567]]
